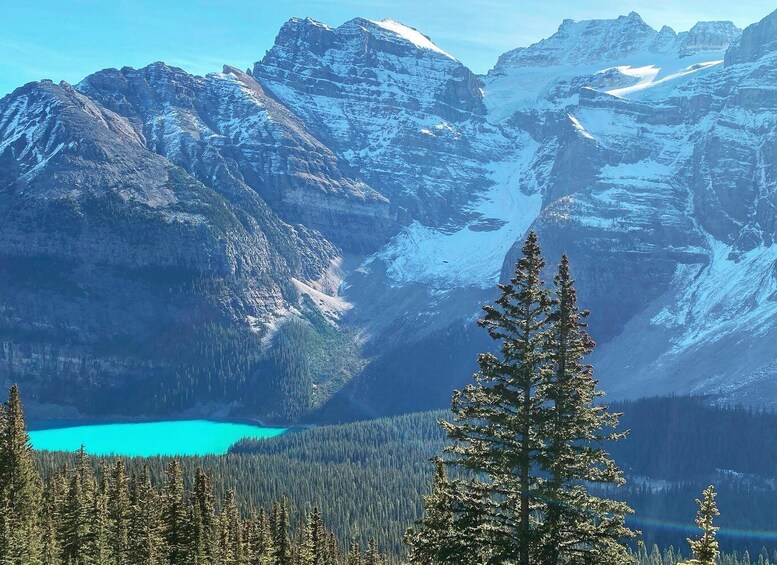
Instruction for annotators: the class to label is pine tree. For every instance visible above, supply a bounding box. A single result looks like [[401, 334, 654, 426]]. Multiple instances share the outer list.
[[271, 500, 292, 565], [128, 467, 162, 565], [409, 234, 634, 565], [346, 541, 362, 565], [683, 485, 721, 565], [190, 468, 218, 564], [61, 468, 91, 563], [434, 231, 553, 564], [537, 254, 635, 564], [255, 508, 274, 565], [107, 459, 130, 565], [0, 384, 44, 565], [364, 539, 382, 565], [41, 475, 61, 565], [161, 460, 189, 565], [304, 507, 325, 565], [87, 464, 110, 565], [219, 488, 243, 565], [324, 531, 338, 565], [405, 459, 454, 564]]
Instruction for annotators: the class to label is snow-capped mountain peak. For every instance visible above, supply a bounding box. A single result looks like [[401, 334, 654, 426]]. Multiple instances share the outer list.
[[678, 21, 741, 57], [482, 13, 740, 118], [491, 12, 656, 70], [366, 19, 456, 60], [6, 8, 777, 419]]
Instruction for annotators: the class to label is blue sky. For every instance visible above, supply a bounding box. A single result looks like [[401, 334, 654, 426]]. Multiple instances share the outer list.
[[1, 0, 775, 97]]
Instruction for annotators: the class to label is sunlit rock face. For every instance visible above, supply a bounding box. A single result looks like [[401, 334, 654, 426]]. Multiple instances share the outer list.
[[78, 62, 394, 253], [253, 17, 510, 227]]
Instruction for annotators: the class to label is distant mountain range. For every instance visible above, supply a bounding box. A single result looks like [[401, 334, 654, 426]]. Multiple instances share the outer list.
[[2, 9, 777, 419]]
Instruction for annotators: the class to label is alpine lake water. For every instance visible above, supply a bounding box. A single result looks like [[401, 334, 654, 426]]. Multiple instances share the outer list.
[[28, 420, 288, 457]]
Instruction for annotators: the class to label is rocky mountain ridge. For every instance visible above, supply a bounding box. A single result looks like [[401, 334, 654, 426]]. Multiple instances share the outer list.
[[2, 9, 777, 419]]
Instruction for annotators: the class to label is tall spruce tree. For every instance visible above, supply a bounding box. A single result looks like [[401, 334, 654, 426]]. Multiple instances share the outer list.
[[255, 507, 274, 565], [128, 466, 162, 565], [409, 233, 634, 565], [272, 500, 293, 565], [437, 231, 553, 564], [537, 254, 635, 564], [0, 385, 44, 565], [61, 469, 91, 563], [405, 460, 454, 564], [364, 539, 383, 565], [41, 476, 61, 565], [88, 464, 111, 565], [300, 507, 326, 565], [190, 468, 219, 564], [219, 488, 243, 565], [346, 541, 362, 565], [58, 446, 95, 564], [108, 459, 130, 565]]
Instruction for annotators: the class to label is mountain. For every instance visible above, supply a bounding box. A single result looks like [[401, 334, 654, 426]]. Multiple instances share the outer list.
[[2, 9, 777, 419], [0, 78, 339, 415]]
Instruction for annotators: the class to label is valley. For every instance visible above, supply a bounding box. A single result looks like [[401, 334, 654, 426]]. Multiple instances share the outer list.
[[3, 4, 777, 564]]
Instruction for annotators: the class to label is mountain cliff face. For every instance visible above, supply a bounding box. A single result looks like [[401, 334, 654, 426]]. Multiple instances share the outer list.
[[78, 62, 393, 252], [2, 9, 777, 419], [489, 10, 777, 405], [0, 78, 337, 415], [253, 17, 511, 227]]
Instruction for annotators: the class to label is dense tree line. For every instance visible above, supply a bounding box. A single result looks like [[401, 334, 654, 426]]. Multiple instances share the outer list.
[[635, 545, 777, 565], [30, 402, 777, 561], [213, 399, 777, 560], [610, 396, 777, 481], [37, 411, 447, 561], [10, 232, 777, 563], [0, 385, 386, 565]]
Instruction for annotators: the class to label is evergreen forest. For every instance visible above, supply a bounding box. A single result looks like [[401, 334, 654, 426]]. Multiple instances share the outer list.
[[3, 232, 777, 564]]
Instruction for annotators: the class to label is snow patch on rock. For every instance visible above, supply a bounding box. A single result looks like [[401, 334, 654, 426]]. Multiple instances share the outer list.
[[372, 145, 542, 290], [652, 239, 777, 354], [369, 19, 455, 60]]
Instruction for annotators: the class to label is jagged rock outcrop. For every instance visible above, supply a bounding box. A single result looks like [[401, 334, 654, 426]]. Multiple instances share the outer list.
[[725, 9, 777, 66], [78, 62, 394, 252], [679, 21, 741, 57]]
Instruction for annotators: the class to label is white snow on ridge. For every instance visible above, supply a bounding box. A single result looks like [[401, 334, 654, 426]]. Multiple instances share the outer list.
[[483, 51, 726, 121], [567, 113, 596, 141], [652, 239, 777, 354], [369, 19, 456, 60], [372, 146, 542, 291], [606, 60, 722, 97]]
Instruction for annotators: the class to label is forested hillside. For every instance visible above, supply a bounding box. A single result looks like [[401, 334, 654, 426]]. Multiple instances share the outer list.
[[20, 396, 777, 564], [1, 384, 389, 565]]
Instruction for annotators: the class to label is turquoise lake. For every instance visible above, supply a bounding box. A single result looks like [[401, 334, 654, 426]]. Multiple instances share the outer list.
[[28, 420, 288, 457]]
